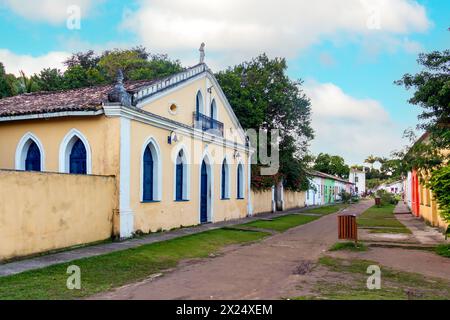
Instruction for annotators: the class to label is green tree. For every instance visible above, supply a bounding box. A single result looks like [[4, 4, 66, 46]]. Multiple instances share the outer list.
[[216, 54, 314, 191], [33, 68, 65, 91], [395, 49, 450, 151], [313, 153, 350, 179], [396, 48, 450, 222], [364, 155, 377, 169], [17, 70, 39, 93], [0, 62, 15, 98]]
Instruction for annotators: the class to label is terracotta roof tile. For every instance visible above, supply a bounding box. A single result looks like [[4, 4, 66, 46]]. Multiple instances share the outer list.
[[0, 79, 157, 118]]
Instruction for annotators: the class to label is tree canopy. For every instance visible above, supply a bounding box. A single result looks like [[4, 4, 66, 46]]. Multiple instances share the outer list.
[[396, 48, 450, 222], [0, 47, 183, 95], [312, 153, 349, 179], [216, 54, 314, 191]]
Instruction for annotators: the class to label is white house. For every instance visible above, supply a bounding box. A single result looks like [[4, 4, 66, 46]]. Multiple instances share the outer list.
[[349, 168, 366, 196], [377, 180, 404, 195]]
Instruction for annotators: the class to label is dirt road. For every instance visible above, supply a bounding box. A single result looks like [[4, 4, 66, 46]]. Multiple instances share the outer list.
[[92, 201, 373, 300]]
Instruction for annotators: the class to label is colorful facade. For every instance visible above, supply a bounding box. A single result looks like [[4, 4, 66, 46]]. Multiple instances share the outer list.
[[404, 133, 449, 232], [306, 171, 354, 206]]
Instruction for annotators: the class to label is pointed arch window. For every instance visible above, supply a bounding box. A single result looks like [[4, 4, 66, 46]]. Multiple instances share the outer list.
[[196, 90, 203, 115], [237, 163, 244, 199], [175, 149, 189, 201], [221, 159, 230, 199], [25, 141, 41, 172], [143, 146, 154, 201], [16, 133, 45, 171], [59, 129, 92, 174], [69, 139, 87, 174], [210, 99, 217, 120], [141, 138, 162, 202]]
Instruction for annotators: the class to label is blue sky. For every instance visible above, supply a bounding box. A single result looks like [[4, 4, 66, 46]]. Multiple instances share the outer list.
[[0, 0, 448, 165]]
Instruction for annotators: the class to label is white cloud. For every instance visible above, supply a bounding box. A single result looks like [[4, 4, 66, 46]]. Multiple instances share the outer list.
[[0, 49, 70, 76], [121, 0, 430, 67], [304, 81, 405, 165], [0, 0, 101, 24]]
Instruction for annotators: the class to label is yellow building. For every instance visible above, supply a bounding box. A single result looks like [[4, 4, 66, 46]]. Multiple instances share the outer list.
[[405, 133, 449, 232], [0, 63, 252, 242]]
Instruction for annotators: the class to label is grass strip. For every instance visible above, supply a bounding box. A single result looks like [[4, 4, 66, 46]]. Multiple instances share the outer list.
[[0, 228, 269, 300]]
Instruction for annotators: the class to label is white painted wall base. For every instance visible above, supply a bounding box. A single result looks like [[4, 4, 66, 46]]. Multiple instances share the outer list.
[[120, 210, 134, 238]]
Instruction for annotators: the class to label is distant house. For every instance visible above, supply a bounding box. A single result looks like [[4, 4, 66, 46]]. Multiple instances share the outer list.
[[377, 180, 404, 194], [305, 170, 354, 206], [349, 168, 366, 196]]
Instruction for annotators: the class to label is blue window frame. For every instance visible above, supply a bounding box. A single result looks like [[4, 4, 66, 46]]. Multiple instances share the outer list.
[[237, 163, 244, 199], [176, 150, 184, 200], [143, 146, 154, 201], [221, 160, 228, 199], [69, 139, 87, 174], [25, 141, 41, 171]]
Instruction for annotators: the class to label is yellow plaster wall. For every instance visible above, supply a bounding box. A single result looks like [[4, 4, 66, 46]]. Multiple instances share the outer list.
[[417, 171, 448, 231], [251, 190, 273, 215], [0, 116, 120, 176], [129, 120, 248, 233], [284, 190, 306, 210], [0, 170, 116, 261]]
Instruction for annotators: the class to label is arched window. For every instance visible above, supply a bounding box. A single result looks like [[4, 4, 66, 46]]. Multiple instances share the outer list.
[[15, 132, 44, 171], [25, 141, 41, 171], [69, 139, 87, 174], [143, 146, 154, 201], [141, 138, 162, 202], [59, 129, 92, 174], [210, 99, 217, 120], [175, 149, 189, 201], [221, 159, 230, 199], [196, 90, 203, 115], [237, 163, 244, 199]]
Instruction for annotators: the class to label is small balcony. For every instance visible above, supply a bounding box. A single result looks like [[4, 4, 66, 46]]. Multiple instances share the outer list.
[[193, 112, 224, 137]]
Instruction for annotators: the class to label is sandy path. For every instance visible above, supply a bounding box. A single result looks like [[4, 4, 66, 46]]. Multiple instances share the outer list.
[[91, 201, 373, 300]]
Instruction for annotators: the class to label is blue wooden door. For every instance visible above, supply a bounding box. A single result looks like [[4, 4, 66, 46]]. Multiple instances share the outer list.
[[143, 146, 154, 201], [70, 139, 87, 174], [200, 161, 208, 223], [25, 141, 41, 171]]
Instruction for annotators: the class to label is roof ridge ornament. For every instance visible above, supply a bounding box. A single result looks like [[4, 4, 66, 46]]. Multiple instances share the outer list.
[[199, 42, 205, 64], [108, 69, 132, 107]]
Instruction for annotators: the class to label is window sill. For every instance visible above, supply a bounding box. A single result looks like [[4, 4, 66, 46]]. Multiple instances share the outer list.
[[174, 199, 190, 202], [221, 198, 231, 200], [141, 200, 161, 203], [236, 197, 245, 200]]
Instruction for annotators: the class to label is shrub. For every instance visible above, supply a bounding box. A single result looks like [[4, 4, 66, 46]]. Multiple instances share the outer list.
[[428, 166, 450, 223], [339, 191, 352, 203], [375, 189, 398, 206]]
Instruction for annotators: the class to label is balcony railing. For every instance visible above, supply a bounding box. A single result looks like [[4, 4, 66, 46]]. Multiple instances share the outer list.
[[133, 64, 207, 105], [193, 112, 224, 137]]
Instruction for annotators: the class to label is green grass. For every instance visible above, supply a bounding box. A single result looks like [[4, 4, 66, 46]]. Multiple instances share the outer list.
[[329, 242, 367, 252], [292, 256, 450, 300], [0, 228, 269, 300], [357, 205, 411, 234], [239, 204, 346, 232], [240, 214, 320, 232], [436, 244, 450, 258], [303, 204, 347, 215]]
